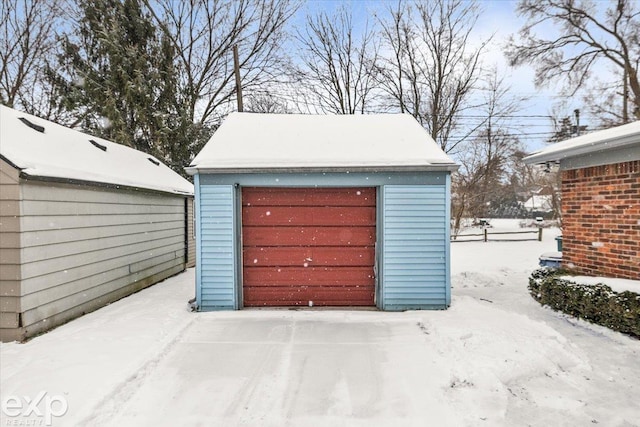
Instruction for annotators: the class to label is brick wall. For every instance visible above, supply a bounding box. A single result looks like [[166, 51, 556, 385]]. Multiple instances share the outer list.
[[561, 160, 640, 280]]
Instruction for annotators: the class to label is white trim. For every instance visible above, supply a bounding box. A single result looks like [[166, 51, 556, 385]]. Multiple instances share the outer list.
[[523, 121, 640, 165]]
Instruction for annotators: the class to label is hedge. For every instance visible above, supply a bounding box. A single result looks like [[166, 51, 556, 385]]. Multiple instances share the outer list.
[[528, 268, 640, 339]]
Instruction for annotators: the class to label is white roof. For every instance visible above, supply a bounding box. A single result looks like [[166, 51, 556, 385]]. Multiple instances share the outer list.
[[523, 195, 553, 211], [524, 120, 640, 164], [0, 105, 193, 195], [187, 113, 457, 173]]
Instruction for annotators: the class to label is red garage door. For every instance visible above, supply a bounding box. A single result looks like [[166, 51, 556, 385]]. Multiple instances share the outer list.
[[242, 187, 376, 307]]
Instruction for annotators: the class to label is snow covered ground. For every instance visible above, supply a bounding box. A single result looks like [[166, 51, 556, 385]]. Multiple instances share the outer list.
[[1, 222, 639, 426]]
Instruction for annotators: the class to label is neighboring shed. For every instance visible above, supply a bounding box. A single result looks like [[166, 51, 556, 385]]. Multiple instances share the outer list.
[[186, 113, 458, 311], [524, 121, 640, 280], [0, 105, 195, 342]]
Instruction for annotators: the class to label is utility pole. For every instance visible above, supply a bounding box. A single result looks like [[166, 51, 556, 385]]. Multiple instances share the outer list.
[[233, 44, 244, 112], [574, 109, 580, 136], [623, 67, 629, 124]]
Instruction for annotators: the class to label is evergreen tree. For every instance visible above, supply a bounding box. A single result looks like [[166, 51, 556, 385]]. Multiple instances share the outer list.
[[49, 0, 201, 175]]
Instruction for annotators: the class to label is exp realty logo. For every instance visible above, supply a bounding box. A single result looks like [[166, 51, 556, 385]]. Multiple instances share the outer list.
[[1, 391, 68, 426]]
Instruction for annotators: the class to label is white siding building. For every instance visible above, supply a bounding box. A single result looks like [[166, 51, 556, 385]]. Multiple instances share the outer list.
[[0, 105, 195, 341]]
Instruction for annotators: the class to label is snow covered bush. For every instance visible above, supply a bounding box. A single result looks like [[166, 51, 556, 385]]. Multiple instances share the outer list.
[[529, 268, 640, 339]]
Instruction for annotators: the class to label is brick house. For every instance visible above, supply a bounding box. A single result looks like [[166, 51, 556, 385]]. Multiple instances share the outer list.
[[524, 121, 640, 280]]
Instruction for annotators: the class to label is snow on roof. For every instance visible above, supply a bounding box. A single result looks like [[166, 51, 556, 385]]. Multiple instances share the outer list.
[[523, 194, 553, 212], [0, 105, 193, 195], [187, 112, 458, 173], [523, 120, 640, 164]]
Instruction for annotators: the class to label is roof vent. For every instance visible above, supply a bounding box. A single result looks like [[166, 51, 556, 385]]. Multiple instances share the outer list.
[[147, 157, 160, 166], [18, 117, 45, 133], [89, 139, 107, 152]]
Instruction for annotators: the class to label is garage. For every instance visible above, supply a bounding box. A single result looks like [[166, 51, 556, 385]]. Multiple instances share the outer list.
[[242, 187, 376, 307], [0, 105, 195, 341], [187, 112, 458, 311]]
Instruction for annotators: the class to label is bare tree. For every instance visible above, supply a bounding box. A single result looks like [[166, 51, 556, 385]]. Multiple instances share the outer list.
[[377, 0, 490, 153], [0, 0, 66, 117], [145, 0, 298, 127], [583, 70, 635, 126], [245, 92, 290, 113], [293, 7, 379, 114], [451, 70, 526, 234], [506, 0, 640, 121]]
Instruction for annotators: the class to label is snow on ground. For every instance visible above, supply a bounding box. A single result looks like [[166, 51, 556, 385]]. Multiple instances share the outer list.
[[453, 218, 555, 242], [1, 222, 639, 426], [560, 275, 640, 294]]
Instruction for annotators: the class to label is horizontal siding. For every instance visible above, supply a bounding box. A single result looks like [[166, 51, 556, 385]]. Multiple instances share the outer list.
[[14, 261, 185, 341], [0, 296, 19, 313], [20, 213, 184, 232], [19, 243, 183, 297], [14, 181, 188, 330], [20, 234, 184, 279], [382, 185, 447, 309], [20, 228, 184, 264], [0, 280, 20, 296], [20, 183, 186, 205], [0, 167, 20, 186], [198, 185, 236, 310], [0, 311, 19, 328], [21, 257, 183, 326], [19, 221, 185, 247], [186, 198, 196, 267], [20, 199, 184, 216], [20, 244, 185, 309], [0, 159, 21, 327]]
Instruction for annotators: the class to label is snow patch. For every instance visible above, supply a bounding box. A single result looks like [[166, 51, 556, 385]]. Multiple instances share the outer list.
[[560, 275, 640, 295]]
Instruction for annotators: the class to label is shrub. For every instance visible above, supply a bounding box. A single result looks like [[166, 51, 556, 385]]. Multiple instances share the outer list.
[[528, 268, 640, 339]]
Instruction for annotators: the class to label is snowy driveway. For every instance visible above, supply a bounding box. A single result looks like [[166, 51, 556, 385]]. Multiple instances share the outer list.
[[100, 311, 462, 426], [2, 226, 640, 426]]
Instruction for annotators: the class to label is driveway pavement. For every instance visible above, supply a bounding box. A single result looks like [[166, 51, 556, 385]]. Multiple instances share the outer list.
[[97, 310, 462, 426]]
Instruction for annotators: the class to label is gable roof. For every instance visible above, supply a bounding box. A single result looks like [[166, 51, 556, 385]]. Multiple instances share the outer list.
[[523, 120, 640, 165], [186, 112, 458, 174], [0, 105, 193, 195]]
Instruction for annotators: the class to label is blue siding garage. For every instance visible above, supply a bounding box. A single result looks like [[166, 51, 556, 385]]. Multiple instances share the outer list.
[[382, 185, 450, 310], [195, 180, 237, 310], [187, 113, 457, 311]]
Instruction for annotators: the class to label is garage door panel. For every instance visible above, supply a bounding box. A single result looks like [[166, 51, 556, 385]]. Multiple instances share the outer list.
[[242, 187, 376, 307], [244, 267, 375, 286], [243, 226, 375, 246], [243, 187, 375, 207], [243, 247, 375, 267], [242, 206, 376, 226], [244, 286, 375, 307]]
